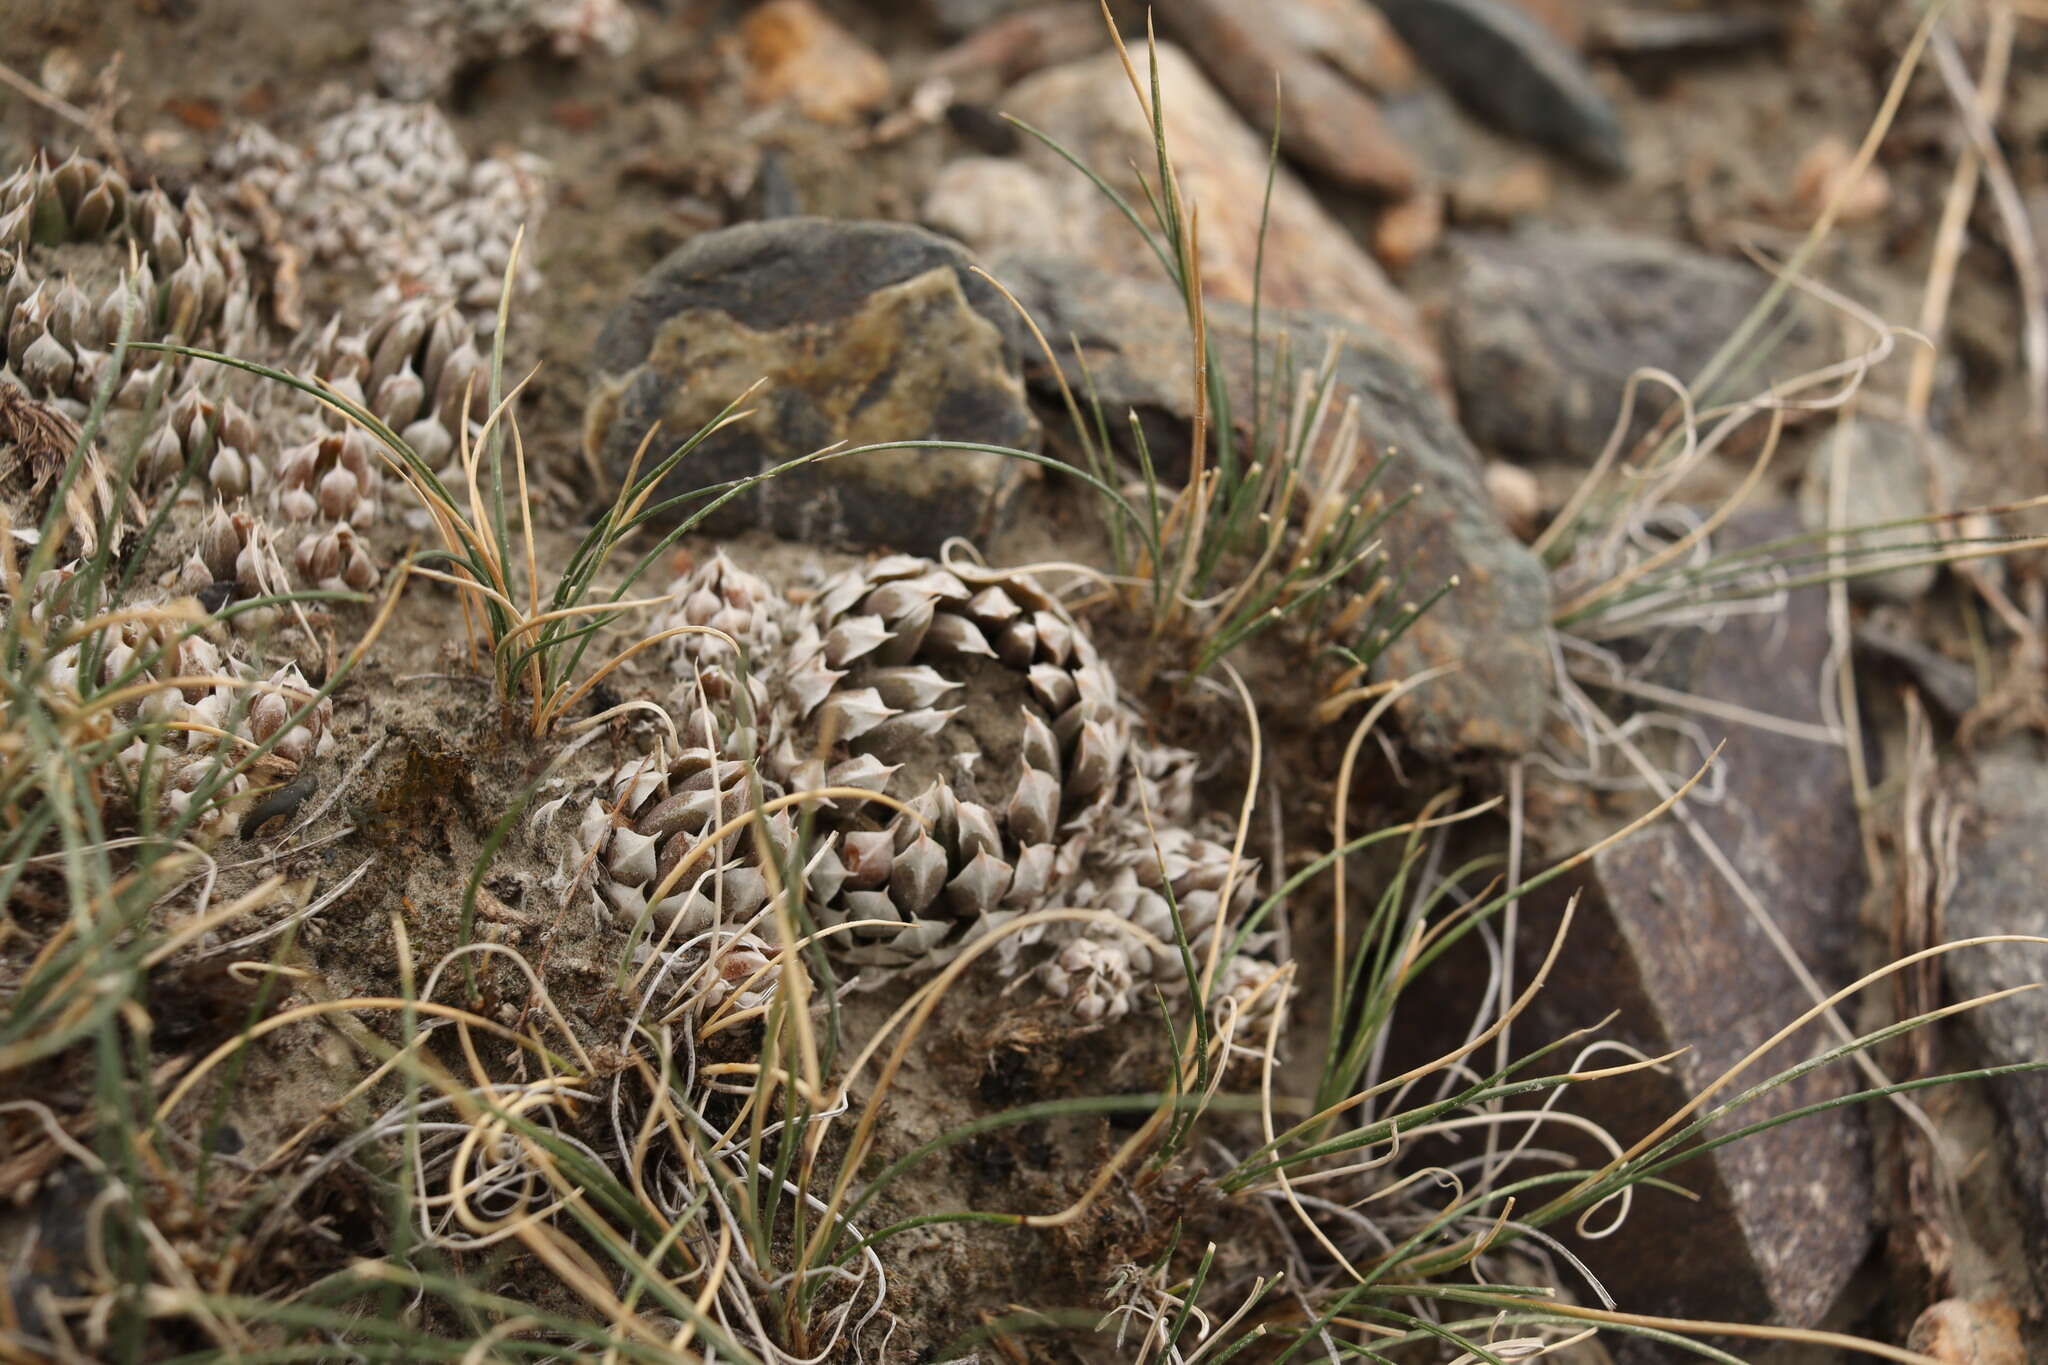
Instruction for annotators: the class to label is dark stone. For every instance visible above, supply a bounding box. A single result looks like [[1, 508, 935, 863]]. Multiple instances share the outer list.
[[1520, 507, 1872, 1354], [746, 147, 802, 220], [921, 0, 1031, 39], [585, 219, 1040, 557], [1377, 0, 1627, 173], [1943, 741, 2048, 1270], [1851, 623, 1978, 720], [1445, 228, 1831, 465], [5, 1163, 98, 1339], [989, 249, 1551, 755], [944, 101, 1019, 155]]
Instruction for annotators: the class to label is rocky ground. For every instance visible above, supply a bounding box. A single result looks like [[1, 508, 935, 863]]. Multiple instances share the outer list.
[[4, 0, 2048, 1362]]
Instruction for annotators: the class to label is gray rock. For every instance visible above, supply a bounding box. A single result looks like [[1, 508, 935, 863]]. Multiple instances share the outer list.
[[1943, 742, 2048, 1269], [1521, 508, 1872, 1353], [989, 249, 1551, 755], [1590, 9, 1785, 57], [1798, 415, 1957, 604], [993, 41, 1444, 390], [922, 0, 1034, 39], [585, 219, 1040, 557], [1158, 0, 1422, 196], [1376, 0, 1627, 173], [1852, 621, 1978, 719], [1446, 228, 1831, 465], [921, 158, 1068, 260]]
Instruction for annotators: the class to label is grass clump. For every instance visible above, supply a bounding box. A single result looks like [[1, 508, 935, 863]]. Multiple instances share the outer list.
[[995, 14, 1444, 687]]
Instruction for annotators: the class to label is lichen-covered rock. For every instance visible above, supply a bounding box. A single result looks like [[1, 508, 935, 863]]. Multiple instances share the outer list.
[[585, 219, 1040, 557]]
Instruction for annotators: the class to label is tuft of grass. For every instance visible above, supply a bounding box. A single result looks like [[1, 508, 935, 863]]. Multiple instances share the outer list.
[[993, 9, 1443, 686]]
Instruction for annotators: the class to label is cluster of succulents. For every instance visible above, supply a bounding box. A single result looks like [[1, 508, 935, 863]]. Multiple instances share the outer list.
[[214, 99, 547, 323], [370, 0, 638, 100], [0, 154, 295, 591], [450, 0, 637, 59], [139, 388, 265, 498], [304, 296, 488, 474], [547, 552, 1278, 1024], [3, 154, 257, 423], [1, 97, 544, 605], [28, 566, 335, 838], [173, 501, 378, 603]]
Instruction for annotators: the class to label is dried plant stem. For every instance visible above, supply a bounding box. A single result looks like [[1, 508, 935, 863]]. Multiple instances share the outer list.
[[1906, 6, 2015, 423]]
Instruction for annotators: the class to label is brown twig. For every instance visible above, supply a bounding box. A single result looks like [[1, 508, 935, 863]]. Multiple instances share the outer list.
[[0, 57, 123, 167]]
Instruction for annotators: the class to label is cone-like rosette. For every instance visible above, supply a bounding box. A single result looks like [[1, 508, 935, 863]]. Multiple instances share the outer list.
[[631, 929, 788, 1022], [4, 117, 532, 608], [4, 155, 256, 428], [543, 552, 1275, 1021], [273, 427, 387, 527], [0, 153, 133, 250]]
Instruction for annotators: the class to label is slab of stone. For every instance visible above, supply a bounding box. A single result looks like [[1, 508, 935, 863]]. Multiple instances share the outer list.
[[585, 219, 1039, 556], [1521, 508, 1872, 1351], [922, 0, 1037, 40], [988, 41, 1443, 389], [1798, 415, 1957, 604], [735, 0, 891, 124], [1446, 228, 1832, 464], [990, 249, 1550, 755], [921, 157, 1070, 259], [1377, 0, 1625, 172], [925, 3, 1103, 92], [1158, 0, 1422, 196], [1943, 741, 2048, 1271]]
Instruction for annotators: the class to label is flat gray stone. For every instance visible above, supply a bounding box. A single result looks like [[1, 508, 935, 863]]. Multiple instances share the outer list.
[[989, 41, 1443, 389], [989, 249, 1551, 755], [1446, 228, 1832, 465], [1378, 0, 1627, 173], [1798, 415, 1957, 604], [585, 218, 1039, 557], [1520, 508, 1872, 1353], [1943, 741, 2048, 1271]]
